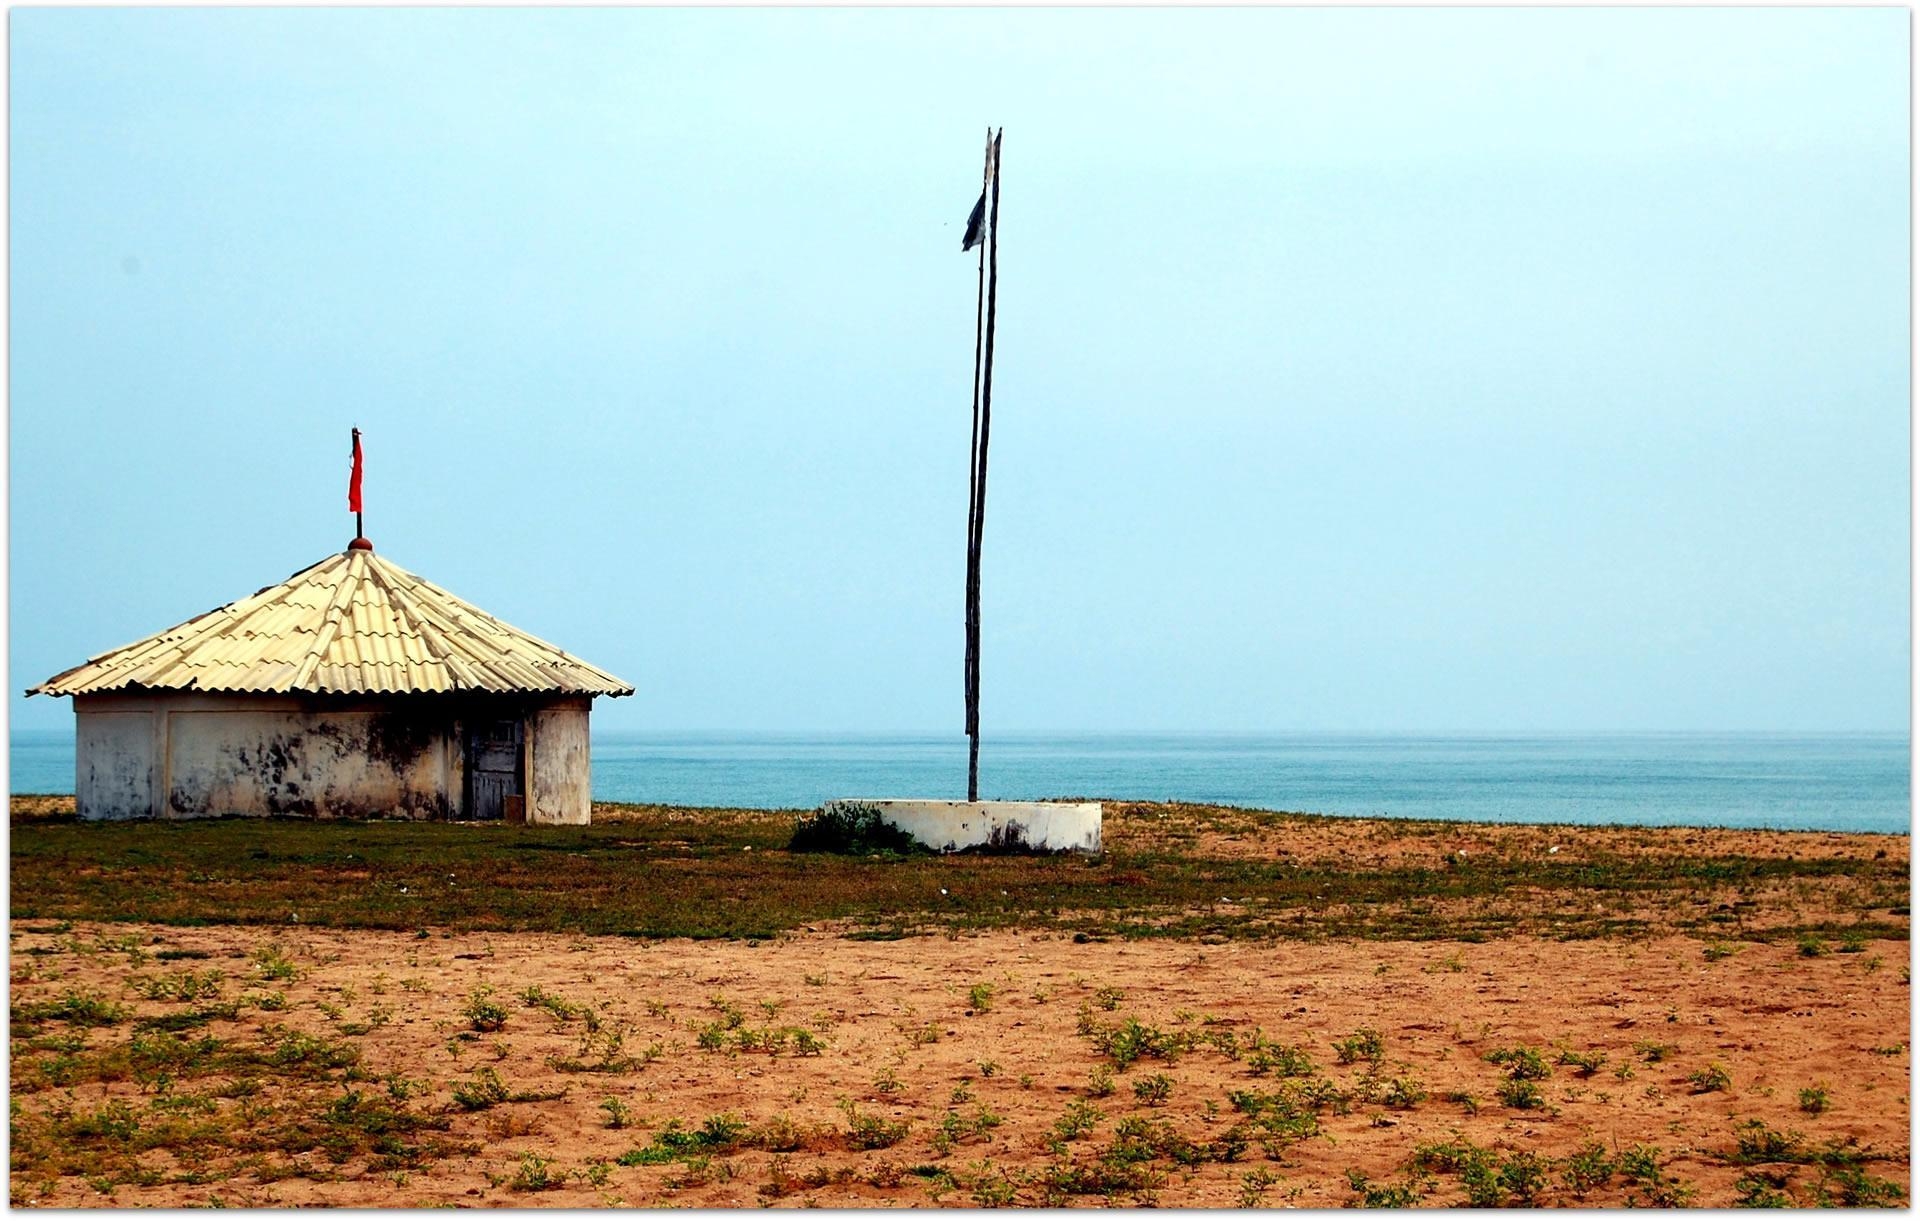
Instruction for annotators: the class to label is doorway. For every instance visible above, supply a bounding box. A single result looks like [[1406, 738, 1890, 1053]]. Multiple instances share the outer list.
[[465, 717, 524, 821]]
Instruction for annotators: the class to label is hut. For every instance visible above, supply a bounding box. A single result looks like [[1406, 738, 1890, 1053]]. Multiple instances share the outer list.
[[27, 538, 633, 823]]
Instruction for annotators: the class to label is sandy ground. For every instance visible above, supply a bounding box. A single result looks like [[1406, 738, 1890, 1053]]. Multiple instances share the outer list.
[[9, 920, 1909, 1208], [1092, 800, 1908, 867]]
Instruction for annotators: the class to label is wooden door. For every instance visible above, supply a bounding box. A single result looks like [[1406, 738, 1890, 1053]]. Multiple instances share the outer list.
[[465, 718, 523, 821]]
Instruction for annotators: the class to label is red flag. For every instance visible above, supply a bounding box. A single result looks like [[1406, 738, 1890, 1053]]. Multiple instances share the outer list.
[[348, 429, 364, 514]]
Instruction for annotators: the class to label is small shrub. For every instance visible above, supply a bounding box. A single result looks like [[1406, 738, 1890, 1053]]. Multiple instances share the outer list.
[[1734, 1172, 1794, 1208], [898, 1020, 940, 1048], [264, 1028, 357, 1074], [1132, 1074, 1173, 1106], [14, 989, 129, 1028], [1498, 1151, 1550, 1205], [252, 945, 301, 982], [1618, 1144, 1694, 1207], [1687, 1063, 1732, 1094], [1244, 1033, 1316, 1077], [1798, 1085, 1831, 1115], [1796, 934, 1828, 958], [1563, 1142, 1616, 1195], [1087, 1017, 1189, 1069], [1822, 1165, 1904, 1207], [1557, 1048, 1607, 1076], [1238, 1167, 1280, 1207], [697, 1113, 749, 1151], [1414, 1138, 1499, 1205], [931, 1106, 1002, 1155], [520, 985, 588, 1023], [1618, 1144, 1664, 1185], [749, 1114, 807, 1153], [967, 983, 994, 1013], [464, 987, 509, 1032], [135, 970, 225, 1003], [1345, 1169, 1427, 1208], [555, 1023, 654, 1074], [790, 1028, 826, 1056], [1377, 1074, 1426, 1110], [509, 1151, 564, 1192], [1497, 1078, 1544, 1110], [1333, 1028, 1385, 1065], [600, 1097, 632, 1129], [790, 801, 924, 854], [1052, 1101, 1102, 1143], [971, 1168, 1019, 1208], [451, 1067, 512, 1111], [64, 1099, 142, 1142], [1731, 1119, 1803, 1165], [1486, 1046, 1552, 1080], [840, 1100, 909, 1150]]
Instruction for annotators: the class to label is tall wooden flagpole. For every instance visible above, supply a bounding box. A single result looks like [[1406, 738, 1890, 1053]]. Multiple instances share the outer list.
[[966, 128, 1003, 803], [965, 130, 991, 787]]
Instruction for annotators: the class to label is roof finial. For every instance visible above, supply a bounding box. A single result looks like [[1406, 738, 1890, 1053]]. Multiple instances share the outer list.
[[347, 427, 372, 552]]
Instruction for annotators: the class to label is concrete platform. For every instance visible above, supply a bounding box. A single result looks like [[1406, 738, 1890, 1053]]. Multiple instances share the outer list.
[[847, 798, 1102, 854]]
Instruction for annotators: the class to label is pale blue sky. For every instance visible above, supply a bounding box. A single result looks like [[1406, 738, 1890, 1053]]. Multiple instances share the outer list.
[[9, 7, 1910, 734]]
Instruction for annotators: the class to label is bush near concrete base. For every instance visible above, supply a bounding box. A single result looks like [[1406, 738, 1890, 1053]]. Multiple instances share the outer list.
[[788, 801, 927, 855]]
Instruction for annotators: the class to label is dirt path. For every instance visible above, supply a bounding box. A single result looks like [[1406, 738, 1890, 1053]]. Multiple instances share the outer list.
[[10, 921, 1909, 1207]]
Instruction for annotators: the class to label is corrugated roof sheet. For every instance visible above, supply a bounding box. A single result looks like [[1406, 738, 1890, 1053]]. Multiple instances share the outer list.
[[28, 548, 634, 699]]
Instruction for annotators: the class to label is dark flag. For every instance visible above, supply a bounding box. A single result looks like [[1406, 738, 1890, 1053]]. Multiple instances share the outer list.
[[961, 190, 987, 251]]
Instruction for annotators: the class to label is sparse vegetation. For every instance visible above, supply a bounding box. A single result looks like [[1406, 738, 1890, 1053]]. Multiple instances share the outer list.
[[1346, 1168, 1429, 1208], [1244, 1033, 1316, 1077], [4, 796, 1907, 1208], [839, 1100, 910, 1150], [1131, 1073, 1174, 1105], [463, 986, 509, 1032], [1486, 1045, 1552, 1080], [8, 797, 1903, 946], [1497, 1078, 1545, 1110], [1557, 1047, 1607, 1076], [1333, 1027, 1385, 1066]]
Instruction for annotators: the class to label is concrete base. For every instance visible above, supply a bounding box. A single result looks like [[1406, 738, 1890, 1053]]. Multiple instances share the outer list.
[[849, 799, 1102, 854]]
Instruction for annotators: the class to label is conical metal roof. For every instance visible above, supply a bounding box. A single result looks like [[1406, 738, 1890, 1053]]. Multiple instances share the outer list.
[[28, 547, 634, 699]]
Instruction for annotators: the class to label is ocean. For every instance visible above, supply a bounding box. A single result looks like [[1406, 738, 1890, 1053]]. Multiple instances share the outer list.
[[8, 729, 1909, 834]]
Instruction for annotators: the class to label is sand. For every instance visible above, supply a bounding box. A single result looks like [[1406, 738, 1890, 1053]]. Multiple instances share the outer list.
[[9, 918, 1909, 1208]]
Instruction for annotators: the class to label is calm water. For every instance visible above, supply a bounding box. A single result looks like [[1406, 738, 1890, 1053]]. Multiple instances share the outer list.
[[10, 729, 1910, 833]]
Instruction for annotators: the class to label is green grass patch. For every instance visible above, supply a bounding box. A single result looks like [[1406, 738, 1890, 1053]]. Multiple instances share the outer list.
[[7, 802, 1907, 945]]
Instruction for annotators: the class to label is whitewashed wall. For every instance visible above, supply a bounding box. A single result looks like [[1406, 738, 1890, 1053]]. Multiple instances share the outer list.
[[529, 700, 592, 825], [69, 692, 594, 823]]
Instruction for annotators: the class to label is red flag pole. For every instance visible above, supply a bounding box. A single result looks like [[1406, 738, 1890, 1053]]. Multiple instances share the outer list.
[[349, 427, 366, 547]]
